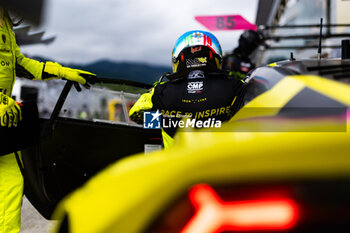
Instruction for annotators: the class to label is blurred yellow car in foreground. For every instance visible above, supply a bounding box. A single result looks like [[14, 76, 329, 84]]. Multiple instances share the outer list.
[[52, 59, 350, 233]]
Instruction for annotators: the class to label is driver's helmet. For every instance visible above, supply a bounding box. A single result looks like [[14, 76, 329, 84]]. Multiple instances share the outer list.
[[172, 30, 223, 73], [238, 30, 264, 55]]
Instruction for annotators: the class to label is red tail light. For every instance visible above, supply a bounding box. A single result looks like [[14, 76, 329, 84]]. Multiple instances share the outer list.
[[148, 182, 350, 233], [181, 184, 299, 233]]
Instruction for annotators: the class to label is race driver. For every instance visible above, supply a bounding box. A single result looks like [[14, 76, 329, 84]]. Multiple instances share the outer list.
[[129, 30, 245, 148]]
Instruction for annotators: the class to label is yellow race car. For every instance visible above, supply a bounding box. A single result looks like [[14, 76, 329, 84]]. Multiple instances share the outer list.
[[51, 58, 350, 233]]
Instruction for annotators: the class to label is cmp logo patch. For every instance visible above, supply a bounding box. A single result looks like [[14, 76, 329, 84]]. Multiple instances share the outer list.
[[143, 110, 161, 129], [186, 57, 207, 68], [187, 81, 203, 94]]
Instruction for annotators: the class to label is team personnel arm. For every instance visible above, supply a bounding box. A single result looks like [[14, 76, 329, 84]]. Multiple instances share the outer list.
[[129, 88, 155, 124], [14, 41, 45, 80], [0, 93, 21, 127], [14, 42, 96, 88]]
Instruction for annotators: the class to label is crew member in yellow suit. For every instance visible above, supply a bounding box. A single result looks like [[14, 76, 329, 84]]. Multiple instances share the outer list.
[[0, 8, 96, 233]]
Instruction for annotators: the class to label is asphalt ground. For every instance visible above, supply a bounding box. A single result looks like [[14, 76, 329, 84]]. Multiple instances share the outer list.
[[20, 196, 57, 233]]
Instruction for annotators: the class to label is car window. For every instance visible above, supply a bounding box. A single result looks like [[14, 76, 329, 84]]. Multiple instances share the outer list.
[[13, 78, 146, 125]]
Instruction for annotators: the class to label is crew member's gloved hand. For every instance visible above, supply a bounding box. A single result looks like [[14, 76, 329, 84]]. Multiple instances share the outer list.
[[0, 93, 22, 127], [43, 61, 96, 91]]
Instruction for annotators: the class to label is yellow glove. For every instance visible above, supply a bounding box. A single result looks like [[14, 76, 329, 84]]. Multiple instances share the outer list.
[[43, 62, 96, 89], [0, 93, 22, 127], [129, 89, 154, 124]]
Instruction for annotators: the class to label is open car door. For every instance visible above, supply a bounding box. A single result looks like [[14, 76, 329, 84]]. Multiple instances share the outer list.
[[18, 80, 162, 219]]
